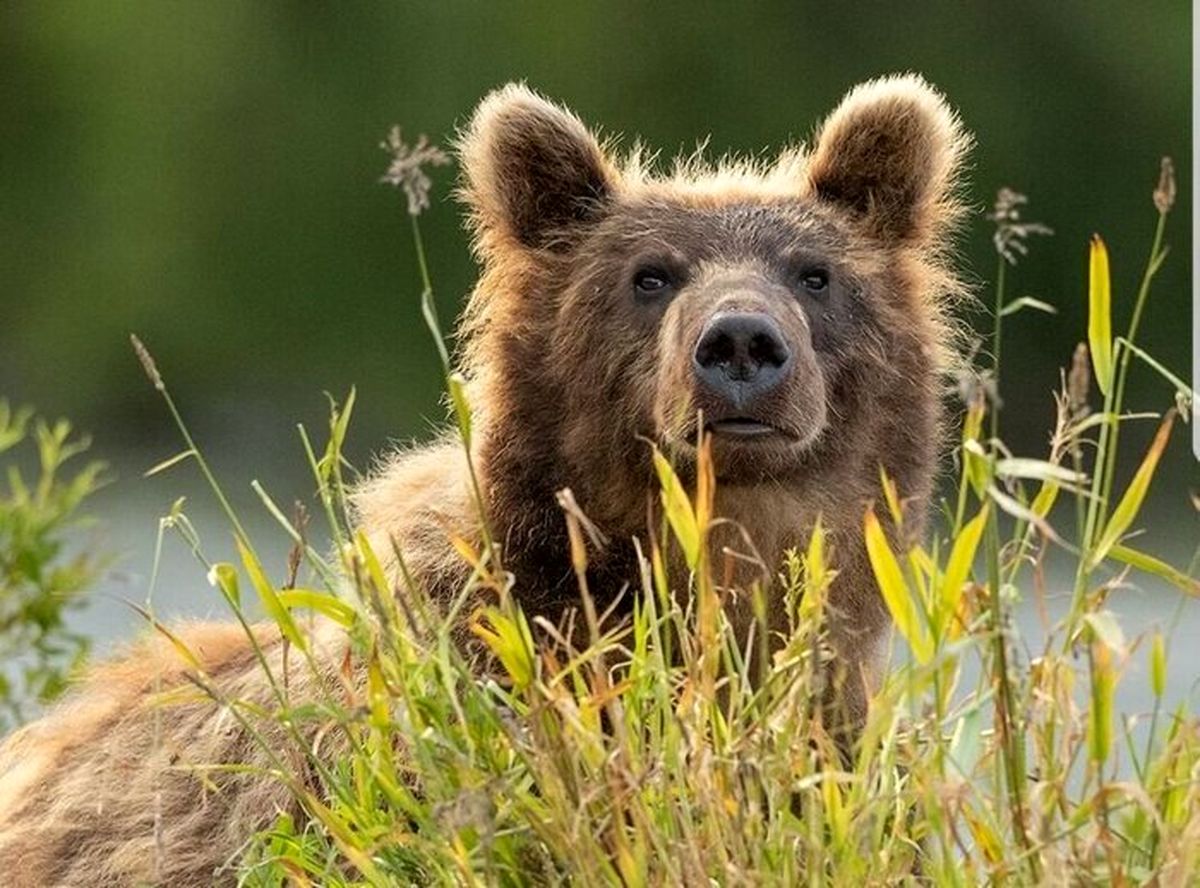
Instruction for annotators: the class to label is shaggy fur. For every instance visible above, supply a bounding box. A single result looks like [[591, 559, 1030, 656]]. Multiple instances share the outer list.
[[0, 74, 970, 885]]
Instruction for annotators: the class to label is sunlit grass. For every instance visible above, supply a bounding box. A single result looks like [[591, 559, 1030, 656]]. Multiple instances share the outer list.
[[119, 158, 1199, 885]]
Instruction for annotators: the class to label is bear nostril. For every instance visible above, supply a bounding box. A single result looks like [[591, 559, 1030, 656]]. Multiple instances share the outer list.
[[748, 331, 789, 368], [695, 330, 736, 368]]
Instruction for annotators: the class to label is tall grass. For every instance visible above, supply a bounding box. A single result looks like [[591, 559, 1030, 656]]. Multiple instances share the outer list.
[[125, 155, 1197, 885]]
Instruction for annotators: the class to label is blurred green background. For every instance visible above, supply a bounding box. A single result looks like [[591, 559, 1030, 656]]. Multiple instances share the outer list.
[[1, 2, 1194, 553]]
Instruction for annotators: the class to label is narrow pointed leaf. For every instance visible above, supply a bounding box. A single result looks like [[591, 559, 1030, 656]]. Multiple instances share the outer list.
[[447, 372, 472, 445], [1150, 631, 1167, 698], [1030, 480, 1060, 519], [864, 509, 931, 663], [237, 537, 307, 652], [1089, 640, 1115, 764], [276, 589, 357, 626], [939, 504, 988, 635], [1109, 544, 1200, 596], [994, 457, 1085, 486], [652, 448, 700, 569], [144, 449, 196, 477], [1090, 411, 1175, 568], [999, 295, 1057, 317], [1088, 234, 1114, 396]]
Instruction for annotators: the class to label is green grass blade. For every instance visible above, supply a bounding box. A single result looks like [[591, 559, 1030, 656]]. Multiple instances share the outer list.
[[1089, 411, 1175, 569]]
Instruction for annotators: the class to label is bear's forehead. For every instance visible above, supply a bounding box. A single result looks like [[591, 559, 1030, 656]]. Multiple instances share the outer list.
[[594, 197, 849, 261]]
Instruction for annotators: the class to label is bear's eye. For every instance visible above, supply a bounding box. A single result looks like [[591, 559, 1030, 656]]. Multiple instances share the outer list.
[[799, 269, 829, 294], [634, 268, 672, 296]]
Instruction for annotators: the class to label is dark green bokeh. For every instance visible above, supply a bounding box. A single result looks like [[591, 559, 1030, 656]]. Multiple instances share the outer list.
[[1, 3, 1194, 534]]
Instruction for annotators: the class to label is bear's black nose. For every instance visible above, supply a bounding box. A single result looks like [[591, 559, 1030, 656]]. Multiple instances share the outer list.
[[692, 312, 793, 408]]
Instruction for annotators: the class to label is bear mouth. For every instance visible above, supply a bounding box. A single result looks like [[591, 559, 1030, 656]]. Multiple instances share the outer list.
[[705, 418, 791, 440]]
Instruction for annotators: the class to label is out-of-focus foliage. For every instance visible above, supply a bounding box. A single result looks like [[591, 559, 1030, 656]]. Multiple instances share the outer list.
[[0, 403, 106, 731], [0, 3, 1190, 513]]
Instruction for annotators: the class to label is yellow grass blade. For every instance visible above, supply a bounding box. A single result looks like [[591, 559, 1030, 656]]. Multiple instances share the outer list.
[[1030, 479, 1060, 519], [879, 466, 903, 525], [1088, 234, 1114, 396], [864, 509, 931, 663], [652, 448, 700, 569], [276, 589, 357, 626], [1089, 411, 1175, 569]]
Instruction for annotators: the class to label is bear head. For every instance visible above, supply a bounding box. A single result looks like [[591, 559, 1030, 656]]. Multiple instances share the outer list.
[[451, 75, 970, 594]]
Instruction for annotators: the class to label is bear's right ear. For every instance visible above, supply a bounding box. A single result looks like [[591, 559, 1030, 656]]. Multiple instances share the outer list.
[[458, 84, 618, 252]]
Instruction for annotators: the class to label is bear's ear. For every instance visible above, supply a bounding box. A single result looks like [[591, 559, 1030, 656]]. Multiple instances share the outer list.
[[806, 74, 970, 243], [458, 84, 617, 252]]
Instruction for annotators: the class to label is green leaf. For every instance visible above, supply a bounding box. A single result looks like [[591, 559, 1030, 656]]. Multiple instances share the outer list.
[[864, 509, 931, 664], [1029, 480, 1060, 519], [207, 562, 241, 610], [447, 372, 472, 446], [999, 295, 1057, 317], [1108, 544, 1200, 596], [1150, 631, 1166, 699], [472, 606, 536, 691], [1117, 337, 1195, 402], [1090, 411, 1175, 569], [1089, 640, 1115, 764], [330, 387, 356, 460], [987, 484, 1061, 545], [1088, 234, 1114, 396], [420, 285, 451, 371], [237, 537, 307, 652], [276, 589, 357, 627], [938, 504, 988, 636], [962, 439, 991, 498], [993, 458, 1084, 487]]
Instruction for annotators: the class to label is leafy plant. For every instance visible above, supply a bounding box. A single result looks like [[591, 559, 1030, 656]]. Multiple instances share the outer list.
[[0, 403, 107, 732]]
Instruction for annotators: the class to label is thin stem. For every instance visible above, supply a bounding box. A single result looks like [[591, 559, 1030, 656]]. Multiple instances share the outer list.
[[990, 258, 1007, 442], [407, 213, 499, 568], [986, 507, 1037, 879], [159, 382, 251, 546]]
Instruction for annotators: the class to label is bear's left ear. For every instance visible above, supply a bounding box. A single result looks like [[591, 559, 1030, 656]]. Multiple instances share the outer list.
[[806, 74, 971, 244], [458, 83, 618, 252]]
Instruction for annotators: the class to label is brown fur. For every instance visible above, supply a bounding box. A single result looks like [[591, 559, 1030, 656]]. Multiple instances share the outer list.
[[0, 75, 970, 885]]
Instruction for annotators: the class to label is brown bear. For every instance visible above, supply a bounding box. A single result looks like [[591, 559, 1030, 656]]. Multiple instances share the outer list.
[[0, 74, 969, 885]]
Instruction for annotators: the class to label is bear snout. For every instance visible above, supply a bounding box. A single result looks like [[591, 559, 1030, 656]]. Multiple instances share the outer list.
[[692, 311, 794, 412]]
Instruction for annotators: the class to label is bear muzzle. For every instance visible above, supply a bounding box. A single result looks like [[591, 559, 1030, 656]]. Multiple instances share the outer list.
[[692, 310, 801, 440]]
